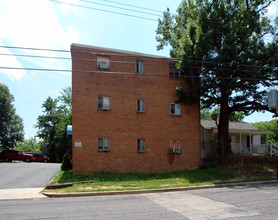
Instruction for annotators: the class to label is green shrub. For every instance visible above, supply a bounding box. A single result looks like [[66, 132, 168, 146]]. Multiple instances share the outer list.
[[61, 154, 72, 171]]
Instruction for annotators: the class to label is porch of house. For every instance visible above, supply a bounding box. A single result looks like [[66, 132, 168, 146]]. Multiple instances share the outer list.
[[230, 131, 269, 155], [200, 120, 270, 158]]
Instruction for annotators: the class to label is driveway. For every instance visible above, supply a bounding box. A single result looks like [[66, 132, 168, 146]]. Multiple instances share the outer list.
[[0, 162, 61, 200]]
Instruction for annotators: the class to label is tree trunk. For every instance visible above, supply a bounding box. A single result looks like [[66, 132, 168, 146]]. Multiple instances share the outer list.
[[217, 99, 231, 160]]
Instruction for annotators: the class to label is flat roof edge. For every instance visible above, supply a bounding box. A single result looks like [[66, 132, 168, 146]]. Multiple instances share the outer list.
[[71, 43, 178, 61]]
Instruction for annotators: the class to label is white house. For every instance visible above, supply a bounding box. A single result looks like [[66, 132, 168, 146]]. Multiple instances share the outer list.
[[201, 120, 269, 156]]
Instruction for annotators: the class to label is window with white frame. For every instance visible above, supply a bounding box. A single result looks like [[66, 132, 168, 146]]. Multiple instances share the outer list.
[[136, 61, 144, 73], [137, 99, 145, 113], [97, 56, 110, 69], [169, 64, 180, 78], [97, 137, 110, 151], [170, 103, 180, 115], [97, 96, 110, 110], [137, 139, 145, 152], [170, 140, 181, 154]]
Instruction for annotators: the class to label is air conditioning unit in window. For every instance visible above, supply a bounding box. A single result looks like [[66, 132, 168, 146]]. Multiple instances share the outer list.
[[268, 90, 278, 109], [170, 147, 181, 154], [99, 61, 109, 69]]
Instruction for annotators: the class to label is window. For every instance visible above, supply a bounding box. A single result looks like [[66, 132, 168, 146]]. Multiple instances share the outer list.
[[136, 61, 144, 73], [97, 56, 110, 69], [170, 103, 180, 115], [137, 139, 145, 152], [170, 140, 181, 154], [97, 96, 110, 110], [169, 65, 180, 78], [137, 99, 145, 113], [97, 137, 110, 151]]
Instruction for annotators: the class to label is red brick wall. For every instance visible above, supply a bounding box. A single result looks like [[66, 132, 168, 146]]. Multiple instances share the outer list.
[[71, 44, 200, 174]]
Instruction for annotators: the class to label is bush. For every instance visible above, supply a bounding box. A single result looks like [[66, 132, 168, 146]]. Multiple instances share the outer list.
[[61, 154, 72, 171]]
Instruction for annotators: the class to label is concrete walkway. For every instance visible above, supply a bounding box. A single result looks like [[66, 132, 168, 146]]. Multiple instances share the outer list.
[[43, 179, 278, 198], [0, 188, 46, 200]]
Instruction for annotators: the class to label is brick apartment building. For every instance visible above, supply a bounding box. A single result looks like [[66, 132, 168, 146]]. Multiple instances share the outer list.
[[71, 43, 200, 174]]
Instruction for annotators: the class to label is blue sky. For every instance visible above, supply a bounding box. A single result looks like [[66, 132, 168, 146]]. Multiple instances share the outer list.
[[0, 0, 277, 139]]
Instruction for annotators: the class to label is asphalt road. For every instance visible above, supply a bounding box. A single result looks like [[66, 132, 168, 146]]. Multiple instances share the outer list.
[[0, 183, 277, 220], [0, 162, 61, 189]]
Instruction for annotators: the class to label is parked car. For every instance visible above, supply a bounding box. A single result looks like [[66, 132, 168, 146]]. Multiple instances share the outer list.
[[26, 153, 50, 162], [0, 150, 33, 162]]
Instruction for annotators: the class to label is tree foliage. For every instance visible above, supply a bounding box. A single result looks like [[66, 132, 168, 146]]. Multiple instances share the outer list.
[[36, 87, 72, 162], [16, 137, 42, 153], [0, 83, 24, 150], [156, 0, 278, 157], [252, 119, 278, 144], [201, 105, 244, 122]]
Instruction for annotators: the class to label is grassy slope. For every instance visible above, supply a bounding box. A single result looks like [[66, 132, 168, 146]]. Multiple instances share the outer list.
[[46, 163, 277, 193]]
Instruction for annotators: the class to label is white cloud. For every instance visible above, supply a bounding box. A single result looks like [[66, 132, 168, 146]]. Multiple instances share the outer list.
[[58, 0, 80, 15], [267, 1, 278, 20], [0, 0, 79, 77], [0, 0, 79, 49], [0, 41, 27, 80]]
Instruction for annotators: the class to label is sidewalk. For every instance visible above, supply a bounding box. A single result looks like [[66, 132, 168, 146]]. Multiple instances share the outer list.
[[42, 180, 278, 198], [1, 180, 277, 200], [0, 188, 46, 200]]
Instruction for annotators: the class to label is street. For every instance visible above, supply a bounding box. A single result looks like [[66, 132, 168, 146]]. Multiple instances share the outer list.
[[0, 183, 277, 220]]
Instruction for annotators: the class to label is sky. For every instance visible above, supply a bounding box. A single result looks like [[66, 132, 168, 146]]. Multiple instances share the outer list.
[[0, 0, 277, 139]]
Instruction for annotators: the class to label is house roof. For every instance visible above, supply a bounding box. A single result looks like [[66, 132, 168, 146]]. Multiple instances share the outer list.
[[71, 43, 178, 61], [201, 119, 261, 131]]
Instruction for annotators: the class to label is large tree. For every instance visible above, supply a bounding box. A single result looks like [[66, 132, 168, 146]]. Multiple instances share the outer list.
[[201, 105, 245, 122], [156, 0, 278, 158], [0, 83, 24, 150], [36, 87, 72, 162]]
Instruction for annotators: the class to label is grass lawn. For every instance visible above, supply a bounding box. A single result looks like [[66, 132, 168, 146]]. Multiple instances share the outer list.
[[45, 163, 277, 194]]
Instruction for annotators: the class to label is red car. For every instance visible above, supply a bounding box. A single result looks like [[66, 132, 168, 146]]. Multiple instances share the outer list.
[[27, 153, 50, 162], [0, 150, 33, 162]]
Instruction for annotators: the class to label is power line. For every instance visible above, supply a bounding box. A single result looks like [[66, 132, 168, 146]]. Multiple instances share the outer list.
[[1, 51, 277, 74], [1, 45, 277, 72], [78, 0, 162, 18], [0, 44, 178, 61], [2, 44, 277, 68], [0, 53, 71, 60], [0, 45, 69, 53], [0, 66, 276, 82], [48, 0, 158, 22], [102, 0, 166, 14]]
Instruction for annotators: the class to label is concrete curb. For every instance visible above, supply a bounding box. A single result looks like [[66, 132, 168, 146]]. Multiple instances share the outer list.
[[46, 180, 94, 189], [42, 179, 278, 198]]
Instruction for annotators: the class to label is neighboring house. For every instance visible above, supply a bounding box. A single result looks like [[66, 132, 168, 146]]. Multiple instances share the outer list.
[[201, 119, 269, 156], [71, 43, 200, 174]]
